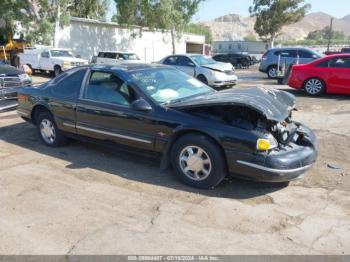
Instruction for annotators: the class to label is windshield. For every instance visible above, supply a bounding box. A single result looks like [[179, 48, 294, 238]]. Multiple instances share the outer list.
[[310, 49, 324, 58], [190, 55, 217, 66], [130, 68, 213, 104], [50, 50, 74, 57], [121, 53, 140, 60]]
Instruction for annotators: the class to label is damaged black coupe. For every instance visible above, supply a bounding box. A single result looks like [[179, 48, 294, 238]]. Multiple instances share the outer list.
[[17, 64, 318, 189]]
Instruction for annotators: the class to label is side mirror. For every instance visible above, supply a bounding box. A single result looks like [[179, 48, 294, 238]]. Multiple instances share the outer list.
[[188, 62, 195, 67], [131, 99, 152, 112], [312, 54, 318, 59]]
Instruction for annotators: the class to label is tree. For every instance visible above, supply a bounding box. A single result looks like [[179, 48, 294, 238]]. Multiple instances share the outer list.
[[185, 23, 212, 44], [1, 0, 109, 46], [113, 0, 204, 54], [249, 0, 310, 47], [307, 26, 347, 42], [244, 34, 257, 41], [0, 0, 31, 43]]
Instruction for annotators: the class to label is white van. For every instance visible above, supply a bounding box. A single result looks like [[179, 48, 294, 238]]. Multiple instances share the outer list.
[[19, 47, 88, 76], [91, 51, 142, 64]]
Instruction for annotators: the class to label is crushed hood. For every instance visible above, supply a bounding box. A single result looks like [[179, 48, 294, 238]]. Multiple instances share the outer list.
[[201, 62, 233, 72], [169, 87, 296, 122]]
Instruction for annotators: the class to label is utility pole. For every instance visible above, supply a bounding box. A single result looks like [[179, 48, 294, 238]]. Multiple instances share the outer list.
[[327, 18, 334, 52]]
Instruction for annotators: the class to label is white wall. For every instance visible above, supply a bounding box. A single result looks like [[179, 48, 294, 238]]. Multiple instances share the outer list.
[[56, 18, 205, 62]]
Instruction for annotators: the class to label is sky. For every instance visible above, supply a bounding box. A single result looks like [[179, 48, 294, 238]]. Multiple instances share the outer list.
[[107, 0, 350, 22]]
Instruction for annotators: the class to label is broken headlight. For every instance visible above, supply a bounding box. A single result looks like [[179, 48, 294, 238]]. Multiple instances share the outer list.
[[257, 134, 278, 151]]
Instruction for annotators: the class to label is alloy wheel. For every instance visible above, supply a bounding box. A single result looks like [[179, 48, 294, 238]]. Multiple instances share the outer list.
[[179, 146, 212, 181], [305, 79, 323, 95], [268, 67, 277, 78], [40, 119, 56, 144]]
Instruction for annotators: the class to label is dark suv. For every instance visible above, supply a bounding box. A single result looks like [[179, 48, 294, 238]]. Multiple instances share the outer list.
[[259, 48, 323, 79], [213, 53, 252, 69]]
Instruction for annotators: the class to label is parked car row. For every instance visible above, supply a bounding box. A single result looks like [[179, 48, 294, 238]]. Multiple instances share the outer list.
[[257, 46, 350, 96]]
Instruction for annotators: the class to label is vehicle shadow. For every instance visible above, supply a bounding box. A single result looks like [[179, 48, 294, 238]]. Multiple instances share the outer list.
[[0, 121, 287, 200]]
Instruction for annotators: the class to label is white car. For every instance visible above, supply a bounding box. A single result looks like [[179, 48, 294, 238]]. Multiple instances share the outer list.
[[160, 54, 238, 88], [91, 51, 142, 64], [19, 48, 88, 76]]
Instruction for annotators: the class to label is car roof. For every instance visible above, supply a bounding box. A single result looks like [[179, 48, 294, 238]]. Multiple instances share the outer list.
[[89, 63, 168, 72]]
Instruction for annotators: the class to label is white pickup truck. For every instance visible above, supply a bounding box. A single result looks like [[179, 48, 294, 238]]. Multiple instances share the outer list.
[[19, 48, 88, 76]]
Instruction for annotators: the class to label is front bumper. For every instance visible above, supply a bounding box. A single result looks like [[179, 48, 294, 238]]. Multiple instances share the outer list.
[[226, 124, 318, 183], [208, 75, 238, 88]]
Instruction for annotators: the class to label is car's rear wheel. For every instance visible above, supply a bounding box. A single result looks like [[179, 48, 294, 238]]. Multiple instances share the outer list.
[[171, 134, 227, 189], [304, 78, 325, 96], [197, 75, 208, 85], [37, 111, 66, 147], [267, 65, 278, 79]]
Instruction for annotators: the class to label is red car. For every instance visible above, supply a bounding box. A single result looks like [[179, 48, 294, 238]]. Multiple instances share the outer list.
[[288, 54, 350, 96]]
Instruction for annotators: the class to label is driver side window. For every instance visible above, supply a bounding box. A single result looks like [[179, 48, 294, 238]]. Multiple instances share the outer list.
[[84, 71, 137, 106], [178, 56, 195, 67]]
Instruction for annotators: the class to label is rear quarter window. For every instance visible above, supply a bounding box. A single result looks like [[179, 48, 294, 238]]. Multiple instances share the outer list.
[[51, 69, 87, 99]]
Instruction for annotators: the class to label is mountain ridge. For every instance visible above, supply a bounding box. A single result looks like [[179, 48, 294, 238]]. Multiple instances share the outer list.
[[201, 12, 350, 42]]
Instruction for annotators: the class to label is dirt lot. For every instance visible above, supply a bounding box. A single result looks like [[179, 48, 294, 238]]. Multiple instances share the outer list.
[[0, 68, 350, 255]]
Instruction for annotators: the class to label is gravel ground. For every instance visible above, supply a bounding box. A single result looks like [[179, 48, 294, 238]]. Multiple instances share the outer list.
[[0, 67, 349, 255]]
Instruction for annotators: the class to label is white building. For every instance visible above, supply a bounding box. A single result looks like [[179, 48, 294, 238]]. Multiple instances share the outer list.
[[55, 17, 205, 62]]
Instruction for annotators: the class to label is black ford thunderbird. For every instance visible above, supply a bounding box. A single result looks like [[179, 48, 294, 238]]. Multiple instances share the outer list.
[[17, 63, 318, 189]]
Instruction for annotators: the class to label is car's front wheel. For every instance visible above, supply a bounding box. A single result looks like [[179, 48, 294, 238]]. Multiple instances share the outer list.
[[37, 111, 66, 147], [304, 78, 325, 96], [171, 134, 227, 189]]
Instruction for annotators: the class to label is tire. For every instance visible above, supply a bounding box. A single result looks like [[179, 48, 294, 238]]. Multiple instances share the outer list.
[[197, 75, 208, 85], [304, 78, 325, 96], [267, 65, 278, 79], [236, 63, 242, 69], [53, 65, 62, 77], [170, 134, 227, 189], [36, 111, 66, 147]]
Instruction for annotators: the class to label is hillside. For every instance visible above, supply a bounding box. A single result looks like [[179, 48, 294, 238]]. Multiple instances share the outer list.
[[202, 12, 350, 41]]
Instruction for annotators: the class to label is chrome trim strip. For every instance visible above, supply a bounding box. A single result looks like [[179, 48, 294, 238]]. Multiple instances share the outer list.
[[236, 160, 312, 174], [63, 122, 76, 128], [0, 104, 18, 111], [76, 124, 152, 144]]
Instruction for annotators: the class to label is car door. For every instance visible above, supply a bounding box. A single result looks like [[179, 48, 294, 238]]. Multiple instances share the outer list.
[[326, 57, 350, 94], [47, 68, 88, 133], [39, 51, 51, 70], [75, 69, 157, 151], [175, 56, 196, 77]]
